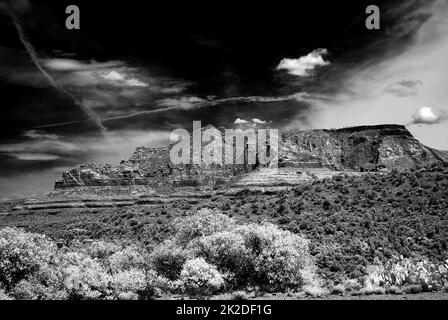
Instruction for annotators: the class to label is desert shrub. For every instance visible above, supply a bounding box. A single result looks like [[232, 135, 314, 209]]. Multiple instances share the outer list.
[[403, 284, 423, 294], [167, 210, 318, 292], [365, 256, 448, 292], [0, 287, 13, 300], [342, 279, 362, 292], [0, 228, 161, 300], [60, 251, 111, 299], [386, 285, 402, 294], [11, 256, 71, 300], [84, 241, 121, 259], [110, 269, 147, 296], [108, 245, 147, 273], [233, 223, 317, 291], [150, 241, 190, 280], [12, 274, 68, 300], [0, 227, 58, 290], [179, 258, 225, 296], [173, 208, 234, 246], [331, 284, 345, 294], [192, 231, 251, 286]]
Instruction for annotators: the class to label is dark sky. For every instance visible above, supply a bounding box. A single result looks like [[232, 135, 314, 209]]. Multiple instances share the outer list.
[[1, 0, 447, 199]]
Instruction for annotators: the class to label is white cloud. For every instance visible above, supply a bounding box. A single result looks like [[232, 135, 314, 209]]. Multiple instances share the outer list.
[[234, 118, 249, 124], [276, 48, 330, 77], [234, 118, 267, 126], [304, 1, 448, 150], [101, 70, 125, 81], [125, 78, 148, 87], [99, 71, 148, 87], [410, 106, 447, 124], [252, 118, 266, 124]]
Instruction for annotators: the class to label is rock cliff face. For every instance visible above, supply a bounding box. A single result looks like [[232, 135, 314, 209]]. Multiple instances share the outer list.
[[54, 124, 447, 190], [279, 124, 446, 171], [55, 145, 250, 191]]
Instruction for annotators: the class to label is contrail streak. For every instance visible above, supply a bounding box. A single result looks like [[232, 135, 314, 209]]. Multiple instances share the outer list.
[[1, 4, 107, 136], [24, 93, 318, 130]]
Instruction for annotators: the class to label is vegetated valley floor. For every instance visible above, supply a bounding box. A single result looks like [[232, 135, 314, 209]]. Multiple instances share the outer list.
[[1, 163, 448, 298]]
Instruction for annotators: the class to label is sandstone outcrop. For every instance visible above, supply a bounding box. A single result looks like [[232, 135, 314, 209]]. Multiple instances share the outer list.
[[54, 124, 448, 191]]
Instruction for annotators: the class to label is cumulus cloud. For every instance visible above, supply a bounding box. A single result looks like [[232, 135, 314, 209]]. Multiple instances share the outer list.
[[234, 118, 249, 124], [276, 48, 330, 77], [252, 118, 266, 124], [385, 80, 423, 97], [234, 118, 267, 126], [410, 106, 448, 125], [100, 70, 125, 81]]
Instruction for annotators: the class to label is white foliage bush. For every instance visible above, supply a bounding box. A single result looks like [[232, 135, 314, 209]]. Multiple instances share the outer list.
[[233, 223, 316, 290], [110, 269, 147, 294], [168, 210, 318, 293], [85, 241, 121, 259], [193, 231, 250, 285], [0, 286, 13, 300], [60, 252, 111, 299], [108, 245, 147, 273], [179, 258, 225, 296], [0, 207, 319, 299], [0, 227, 58, 290], [173, 208, 234, 246]]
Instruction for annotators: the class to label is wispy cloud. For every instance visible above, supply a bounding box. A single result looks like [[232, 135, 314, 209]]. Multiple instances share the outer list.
[[0, 129, 172, 199], [0, 5, 108, 135], [301, 0, 448, 149], [0, 130, 83, 160], [157, 96, 205, 110], [99, 70, 148, 87], [11, 153, 60, 161], [44, 58, 121, 71], [385, 80, 423, 97]]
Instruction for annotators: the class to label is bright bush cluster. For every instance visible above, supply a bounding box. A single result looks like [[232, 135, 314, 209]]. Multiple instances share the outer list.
[[365, 256, 448, 292], [0, 208, 318, 299], [0, 227, 155, 300], [0, 227, 58, 290], [178, 258, 225, 296], [154, 208, 318, 293]]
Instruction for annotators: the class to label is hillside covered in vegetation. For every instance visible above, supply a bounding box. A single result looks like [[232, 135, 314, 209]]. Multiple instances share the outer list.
[[1, 163, 448, 298]]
